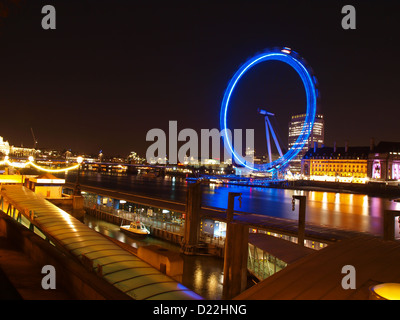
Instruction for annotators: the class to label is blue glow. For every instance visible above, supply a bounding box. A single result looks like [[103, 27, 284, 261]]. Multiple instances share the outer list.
[[220, 47, 317, 172]]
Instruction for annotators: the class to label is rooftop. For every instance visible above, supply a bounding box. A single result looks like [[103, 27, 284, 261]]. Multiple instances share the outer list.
[[236, 235, 400, 300], [248, 233, 314, 264], [372, 141, 400, 153], [303, 146, 370, 160]]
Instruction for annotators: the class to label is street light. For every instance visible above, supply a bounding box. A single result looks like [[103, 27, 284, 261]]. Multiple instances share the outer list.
[[74, 156, 83, 196]]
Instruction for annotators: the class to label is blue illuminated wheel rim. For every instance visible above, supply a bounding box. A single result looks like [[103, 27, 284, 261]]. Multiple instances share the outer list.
[[220, 47, 318, 172]]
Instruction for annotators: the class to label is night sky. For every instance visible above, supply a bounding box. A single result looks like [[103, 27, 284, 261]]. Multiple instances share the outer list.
[[0, 0, 399, 158]]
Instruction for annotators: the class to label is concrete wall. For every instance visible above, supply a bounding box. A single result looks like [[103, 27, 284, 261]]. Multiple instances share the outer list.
[[137, 245, 183, 281], [34, 186, 63, 199]]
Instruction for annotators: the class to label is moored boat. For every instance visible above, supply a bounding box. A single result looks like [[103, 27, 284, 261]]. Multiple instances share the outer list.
[[120, 220, 150, 237]]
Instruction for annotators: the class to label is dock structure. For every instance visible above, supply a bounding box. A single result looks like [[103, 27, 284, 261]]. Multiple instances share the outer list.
[[235, 235, 400, 300], [1, 179, 400, 300], [63, 181, 400, 301], [65, 182, 389, 300], [0, 185, 202, 300], [65, 182, 369, 246], [248, 233, 314, 268], [64, 182, 186, 214]]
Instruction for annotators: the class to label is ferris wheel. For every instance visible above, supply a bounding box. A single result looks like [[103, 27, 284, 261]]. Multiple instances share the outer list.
[[220, 47, 319, 173]]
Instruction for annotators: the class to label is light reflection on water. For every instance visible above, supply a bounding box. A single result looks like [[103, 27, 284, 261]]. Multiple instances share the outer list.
[[70, 172, 399, 237], [202, 184, 400, 237], [182, 254, 224, 300]]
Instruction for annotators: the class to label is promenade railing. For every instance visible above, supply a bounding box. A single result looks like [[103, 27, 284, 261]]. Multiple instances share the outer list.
[[83, 199, 184, 235]]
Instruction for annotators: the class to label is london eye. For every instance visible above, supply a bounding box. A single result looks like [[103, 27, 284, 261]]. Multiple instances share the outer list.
[[220, 47, 319, 174]]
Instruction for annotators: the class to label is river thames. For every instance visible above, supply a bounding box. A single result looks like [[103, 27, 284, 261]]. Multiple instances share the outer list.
[[66, 171, 400, 237]]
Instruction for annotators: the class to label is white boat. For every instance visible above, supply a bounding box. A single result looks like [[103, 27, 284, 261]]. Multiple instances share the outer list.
[[120, 221, 150, 237]]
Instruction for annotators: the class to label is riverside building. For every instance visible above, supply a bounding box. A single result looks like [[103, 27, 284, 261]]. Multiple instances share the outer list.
[[288, 114, 324, 174], [368, 141, 400, 181], [301, 143, 370, 184]]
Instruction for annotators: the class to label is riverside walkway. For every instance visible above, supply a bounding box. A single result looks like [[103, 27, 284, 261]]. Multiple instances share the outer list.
[[0, 185, 202, 300]]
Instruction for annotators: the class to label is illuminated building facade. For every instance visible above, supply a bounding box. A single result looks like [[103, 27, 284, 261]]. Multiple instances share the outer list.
[[368, 141, 400, 181], [0, 136, 10, 155], [25, 173, 65, 199], [301, 145, 370, 183], [288, 114, 324, 173], [10, 146, 36, 157], [0, 136, 35, 157]]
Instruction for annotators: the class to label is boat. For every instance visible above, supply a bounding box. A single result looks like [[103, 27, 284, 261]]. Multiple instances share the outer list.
[[141, 169, 159, 178], [120, 220, 150, 237]]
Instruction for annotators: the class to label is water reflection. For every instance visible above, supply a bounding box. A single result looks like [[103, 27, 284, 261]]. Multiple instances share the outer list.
[[182, 255, 224, 300], [204, 185, 399, 237], [68, 172, 400, 238]]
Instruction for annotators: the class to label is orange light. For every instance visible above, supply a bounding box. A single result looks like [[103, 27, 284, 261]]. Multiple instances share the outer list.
[[370, 283, 400, 300]]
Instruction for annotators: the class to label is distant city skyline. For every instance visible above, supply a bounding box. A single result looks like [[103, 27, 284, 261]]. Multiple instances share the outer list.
[[0, 1, 399, 157]]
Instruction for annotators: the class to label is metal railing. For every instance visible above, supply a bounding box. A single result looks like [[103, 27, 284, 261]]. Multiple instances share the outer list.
[[199, 233, 225, 248], [83, 199, 184, 235]]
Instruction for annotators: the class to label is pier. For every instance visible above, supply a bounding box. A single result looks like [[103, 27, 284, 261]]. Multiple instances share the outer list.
[[63, 181, 370, 247], [62, 180, 391, 299], [1, 176, 400, 300]]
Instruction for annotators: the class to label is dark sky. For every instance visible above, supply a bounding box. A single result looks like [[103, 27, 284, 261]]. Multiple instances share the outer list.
[[0, 0, 399, 158]]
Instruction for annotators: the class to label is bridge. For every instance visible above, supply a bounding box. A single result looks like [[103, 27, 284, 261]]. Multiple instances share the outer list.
[[4, 155, 176, 173]]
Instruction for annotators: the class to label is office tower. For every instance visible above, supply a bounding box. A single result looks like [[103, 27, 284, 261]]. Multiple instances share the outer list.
[[288, 113, 324, 174]]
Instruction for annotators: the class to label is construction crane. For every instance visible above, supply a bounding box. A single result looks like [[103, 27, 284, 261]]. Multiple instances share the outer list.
[[30, 127, 38, 149]]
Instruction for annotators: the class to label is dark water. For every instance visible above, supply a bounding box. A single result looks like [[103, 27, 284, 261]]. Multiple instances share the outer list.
[[66, 171, 400, 237]]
